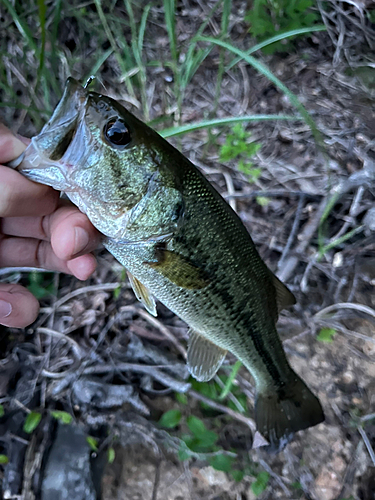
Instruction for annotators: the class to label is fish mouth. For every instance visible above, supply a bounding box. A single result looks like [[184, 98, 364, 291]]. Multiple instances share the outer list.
[[15, 78, 88, 189]]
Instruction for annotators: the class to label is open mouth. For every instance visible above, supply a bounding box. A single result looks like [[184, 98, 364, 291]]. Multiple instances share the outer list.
[[8, 78, 88, 189]]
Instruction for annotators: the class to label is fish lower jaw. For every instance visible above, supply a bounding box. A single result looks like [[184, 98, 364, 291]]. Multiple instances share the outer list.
[[18, 141, 71, 191]]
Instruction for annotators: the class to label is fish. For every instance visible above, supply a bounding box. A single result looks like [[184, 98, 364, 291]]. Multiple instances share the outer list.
[[11, 77, 324, 451]]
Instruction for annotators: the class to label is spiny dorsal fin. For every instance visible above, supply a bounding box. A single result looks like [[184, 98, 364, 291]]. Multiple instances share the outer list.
[[187, 328, 227, 382], [127, 271, 157, 317], [146, 248, 210, 290], [271, 273, 296, 316]]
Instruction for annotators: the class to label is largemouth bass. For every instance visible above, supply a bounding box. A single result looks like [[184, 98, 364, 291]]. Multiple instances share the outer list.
[[12, 78, 324, 451]]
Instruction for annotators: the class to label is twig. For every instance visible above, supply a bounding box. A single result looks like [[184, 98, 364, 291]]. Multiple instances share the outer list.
[[35, 283, 122, 327], [37, 327, 83, 358], [223, 172, 237, 212], [0, 267, 53, 277], [83, 362, 191, 393], [258, 458, 292, 497], [277, 196, 328, 283], [314, 302, 375, 321], [136, 308, 187, 358], [188, 389, 256, 431], [315, 320, 375, 345], [358, 426, 375, 467], [151, 461, 161, 500], [278, 194, 306, 269], [224, 190, 321, 200]]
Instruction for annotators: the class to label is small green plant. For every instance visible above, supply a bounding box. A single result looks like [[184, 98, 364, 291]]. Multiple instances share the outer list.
[[50, 410, 73, 424], [0, 404, 4, 418], [245, 0, 319, 54], [209, 453, 235, 472], [86, 436, 99, 452], [219, 123, 262, 182], [158, 409, 182, 429], [183, 415, 219, 453], [107, 447, 115, 464], [251, 471, 270, 495], [317, 327, 336, 344], [27, 271, 56, 300], [23, 411, 42, 434], [0, 454, 9, 464]]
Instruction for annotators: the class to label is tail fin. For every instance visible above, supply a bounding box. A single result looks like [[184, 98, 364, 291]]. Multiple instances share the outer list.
[[255, 375, 324, 453]]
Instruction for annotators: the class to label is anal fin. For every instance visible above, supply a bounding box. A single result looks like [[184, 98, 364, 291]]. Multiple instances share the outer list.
[[187, 329, 227, 382], [127, 271, 157, 317]]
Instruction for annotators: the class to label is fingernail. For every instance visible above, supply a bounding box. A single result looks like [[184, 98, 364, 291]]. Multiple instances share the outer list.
[[74, 227, 89, 255], [0, 300, 12, 319]]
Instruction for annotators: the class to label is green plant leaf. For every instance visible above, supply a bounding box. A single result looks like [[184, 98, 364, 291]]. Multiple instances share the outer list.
[[0, 454, 9, 464], [175, 392, 188, 405], [108, 447, 115, 464], [186, 415, 206, 438], [159, 409, 182, 428], [0, 404, 4, 418], [256, 196, 270, 206], [160, 114, 298, 138], [317, 327, 336, 343], [50, 410, 73, 424], [209, 453, 235, 472], [251, 471, 270, 495], [23, 411, 42, 434], [231, 469, 244, 482], [86, 436, 98, 451], [178, 444, 191, 461], [113, 285, 121, 299]]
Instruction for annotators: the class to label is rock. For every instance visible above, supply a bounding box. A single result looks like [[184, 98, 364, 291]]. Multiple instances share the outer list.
[[41, 422, 98, 500], [314, 469, 341, 500]]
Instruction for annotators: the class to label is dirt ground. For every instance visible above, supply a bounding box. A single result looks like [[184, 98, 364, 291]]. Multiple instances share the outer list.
[[1, 1, 375, 499]]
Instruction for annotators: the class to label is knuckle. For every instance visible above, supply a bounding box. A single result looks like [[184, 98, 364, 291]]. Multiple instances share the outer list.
[[35, 240, 48, 268]]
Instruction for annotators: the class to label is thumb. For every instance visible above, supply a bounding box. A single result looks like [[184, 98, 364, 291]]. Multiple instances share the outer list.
[[0, 284, 39, 328]]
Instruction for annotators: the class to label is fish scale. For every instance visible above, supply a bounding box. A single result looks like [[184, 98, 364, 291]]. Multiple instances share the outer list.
[[12, 77, 324, 452]]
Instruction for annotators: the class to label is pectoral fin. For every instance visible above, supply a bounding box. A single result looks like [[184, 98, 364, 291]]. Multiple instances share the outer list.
[[127, 271, 157, 317], [145, 248, 210, 290], [271, 273, 296, 316], [187, 329, 227, 382]]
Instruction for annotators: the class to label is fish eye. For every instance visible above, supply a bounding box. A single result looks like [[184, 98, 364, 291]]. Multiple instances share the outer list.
[[103, 118, 131, 148]]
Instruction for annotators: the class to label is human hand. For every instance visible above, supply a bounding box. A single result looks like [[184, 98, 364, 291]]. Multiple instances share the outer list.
[[0, 123, 102, 328]]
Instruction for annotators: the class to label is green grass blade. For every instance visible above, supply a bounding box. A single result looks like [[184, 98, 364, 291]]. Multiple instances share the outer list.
[[138, 2, 152, 56], [93, 0, 135, 97], [181, 0, 221, 90], [197, 36, 321, 142], [213, 0, 232, 112], [219, 361, 242, 400], [226, 26, 326, 71], [84, 48, 114, 82], [318, 226, 364, 260], [181, 46, 213, 89], [2, 0, 38, 52], [163, 0, 177, 64], [160, 114, 299, 138], [37, 0, 47, 80]]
